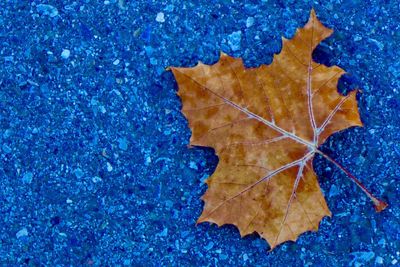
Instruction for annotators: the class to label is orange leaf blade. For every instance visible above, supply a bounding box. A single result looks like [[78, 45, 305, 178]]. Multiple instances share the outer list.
[[171, 9, 363, 249]]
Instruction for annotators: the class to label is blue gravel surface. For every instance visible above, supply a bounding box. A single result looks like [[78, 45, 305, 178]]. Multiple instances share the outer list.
[[0, 1, 399, 266]]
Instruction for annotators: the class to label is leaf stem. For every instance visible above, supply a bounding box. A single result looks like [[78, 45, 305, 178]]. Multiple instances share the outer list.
[[316, 150, 388, 212]]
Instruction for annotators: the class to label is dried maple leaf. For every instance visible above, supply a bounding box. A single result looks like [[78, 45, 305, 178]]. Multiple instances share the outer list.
[[170, 9, 387, 249]]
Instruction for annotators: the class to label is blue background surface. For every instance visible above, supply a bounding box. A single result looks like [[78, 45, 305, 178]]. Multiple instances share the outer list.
[[0, 1, 399, 266]]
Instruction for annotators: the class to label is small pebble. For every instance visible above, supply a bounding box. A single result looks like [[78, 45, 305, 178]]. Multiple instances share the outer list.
[[144, 46, 154, 56], [92, 176, 102, 183], [246, 17, 255, 28], [156, 12, 165, 23], [37, 4, 58, 17], [145, 156, 152, 166], [4, 56, 13, 62], [99, 105, 106, 113], [375, 256, 383, 264], [113, 59, 120, 65], [74, 168, 84, 178], [3, 129, 12, 138], [350, 251, 375, 265], [165, 5, 174, 12], [329, 184, 340, 197], [165, 200, 173, 208], [219, 254, 228, 260], [61, 49, 70, 59], [227, 31, 242, 52], [392, 259, 398, 265], [16, 228, 28, 239], [205, 242, 214, 250], [107, 162, 113, 172], [150, 58, 157, 65], [159, 228, 168, 237], [189, 161, 197, 170], [369, 38, 384, 50], [22, 172, 33, 184], [118, 137, 128, 151], [2, 144, 12, 154]]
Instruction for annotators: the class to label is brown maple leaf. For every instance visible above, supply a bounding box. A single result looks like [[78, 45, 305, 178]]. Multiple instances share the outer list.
[[170, 9, 387, 250]]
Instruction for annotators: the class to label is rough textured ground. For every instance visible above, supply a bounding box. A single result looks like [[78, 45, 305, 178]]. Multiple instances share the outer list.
[[0, 0, 399, 266]]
